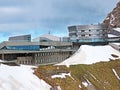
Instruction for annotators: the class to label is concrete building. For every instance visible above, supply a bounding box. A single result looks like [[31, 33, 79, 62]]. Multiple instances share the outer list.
[[9, 34, 31, 42], [68, 24, 108, 43], [0, 41, 73, 65]]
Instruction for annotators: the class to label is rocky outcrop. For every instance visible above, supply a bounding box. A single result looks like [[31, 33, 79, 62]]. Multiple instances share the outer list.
[[104, 1, 120, 29]]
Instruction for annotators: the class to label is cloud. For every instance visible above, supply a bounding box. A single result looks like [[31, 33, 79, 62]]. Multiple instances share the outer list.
[[0, 7, 21, 13], [0, 0, 120, 42], [0, 23, 33, 31]]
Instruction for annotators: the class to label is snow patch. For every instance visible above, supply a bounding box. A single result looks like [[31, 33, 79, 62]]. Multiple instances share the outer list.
[[0, 64, 51, 90], [82, 79, 92, 87], [89, 72, 97, 80], [114, 28, 120, 32], [110, 14, 115, 26], [82, 81, 88, 87], [51, 72, 75, 80], [111, 43, 120, 46], [105, 17, 109, 20], [108, 34, 118, 37], [57, 45, 120, 67], [51, 73, 71, 79], [112, 68, 120, 80], [79, 84, 82, 88], [56, 86, 61, 90]]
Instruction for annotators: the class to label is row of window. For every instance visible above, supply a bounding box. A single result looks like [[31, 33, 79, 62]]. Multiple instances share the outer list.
[[35, 56, 67, 64], [78, 34, 107, 37], [18, 55, 67, 64], [35, 52, 68, 57], [71, 38, 107, 42], [77, 29, 106, 32], [5, 45, 40, 51], [69, 29, 106, 33], [71, 34, 107, 39], [19, 60, 33, 64]]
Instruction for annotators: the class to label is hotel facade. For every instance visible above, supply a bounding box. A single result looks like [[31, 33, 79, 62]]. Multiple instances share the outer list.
[[68, 24, 108, 43]]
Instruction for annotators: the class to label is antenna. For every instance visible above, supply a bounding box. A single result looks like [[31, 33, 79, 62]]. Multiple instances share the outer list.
[[48, 31, 51, 34]]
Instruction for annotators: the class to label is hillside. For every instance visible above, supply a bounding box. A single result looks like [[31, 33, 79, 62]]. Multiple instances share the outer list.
[[104, 1, 120, 29], [35, 59, 120, 90], [35, 44, 120, 90]]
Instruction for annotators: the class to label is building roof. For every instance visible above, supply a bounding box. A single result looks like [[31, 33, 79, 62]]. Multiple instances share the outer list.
[[9, 34, 31, 42], [33, 34, 61, 41], [0, 49, 73, 54], [0, 41, 72, 50]]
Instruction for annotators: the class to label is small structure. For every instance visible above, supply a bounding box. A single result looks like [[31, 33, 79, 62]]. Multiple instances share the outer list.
[[9, 34, 31, 42]]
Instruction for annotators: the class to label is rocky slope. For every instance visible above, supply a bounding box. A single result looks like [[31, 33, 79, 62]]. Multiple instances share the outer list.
[[104, 1, 120, 29]]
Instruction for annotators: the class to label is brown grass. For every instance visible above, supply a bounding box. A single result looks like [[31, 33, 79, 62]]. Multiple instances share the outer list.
[[35, 59, 120, 90]]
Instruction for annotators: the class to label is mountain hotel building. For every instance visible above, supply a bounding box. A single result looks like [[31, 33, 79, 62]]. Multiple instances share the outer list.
[[0, 34, 73, 65], [0, 24, 119, 65]]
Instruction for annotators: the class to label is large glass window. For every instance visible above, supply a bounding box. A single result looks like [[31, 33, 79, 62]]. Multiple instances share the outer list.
[[6, 45, 40, 51], [89, 34, 91, 36], [89, 30, 91, 32], [81, 34, 85, 37], [81, 30, 85, 32]]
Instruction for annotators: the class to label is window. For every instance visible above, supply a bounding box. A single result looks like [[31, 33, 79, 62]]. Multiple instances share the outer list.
[[81, 30, 85, 32], [96, 29, 99, 31], [89, 34, 91, 36], [96, 34, 100, 36], [6, 45, 40, 51], [103, 34, 105, 36], [81, 35, 85, 37]]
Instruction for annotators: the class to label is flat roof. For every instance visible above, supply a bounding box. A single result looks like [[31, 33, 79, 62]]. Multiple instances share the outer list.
[[0, 41, 72, 49], [0, 49, 73, 54]]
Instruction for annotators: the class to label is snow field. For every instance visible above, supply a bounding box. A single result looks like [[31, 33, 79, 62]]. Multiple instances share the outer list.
[[57, 45, 120, 67], [0, 64, 51, 90]]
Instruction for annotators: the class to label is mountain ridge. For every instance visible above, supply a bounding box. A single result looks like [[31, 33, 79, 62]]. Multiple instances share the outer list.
[[104, 1, 120, 29]]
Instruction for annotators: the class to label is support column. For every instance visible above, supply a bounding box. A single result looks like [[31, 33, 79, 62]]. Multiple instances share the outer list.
[[2, 54, 4, 60]]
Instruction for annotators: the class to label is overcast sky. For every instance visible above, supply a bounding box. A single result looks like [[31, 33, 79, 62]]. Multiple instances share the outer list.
[[0, 0, 119, 42]]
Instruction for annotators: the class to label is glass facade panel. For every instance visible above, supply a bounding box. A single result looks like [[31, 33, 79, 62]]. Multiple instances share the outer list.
[[6, 45, 40, 51]]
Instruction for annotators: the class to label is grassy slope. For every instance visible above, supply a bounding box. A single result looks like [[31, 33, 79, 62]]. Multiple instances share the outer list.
[[35, 59, 120, 90]]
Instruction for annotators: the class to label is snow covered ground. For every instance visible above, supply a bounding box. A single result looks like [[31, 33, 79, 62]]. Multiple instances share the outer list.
[[57, 45, 120, 67], [0, 44, 120, 90], [0, 64, 51, 90], [108, 34, 118, 37], [112, 68, 120, 80], [51, 73, 71, 79], [114, 28, 120, 32], [108, 27, 120, 38]]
